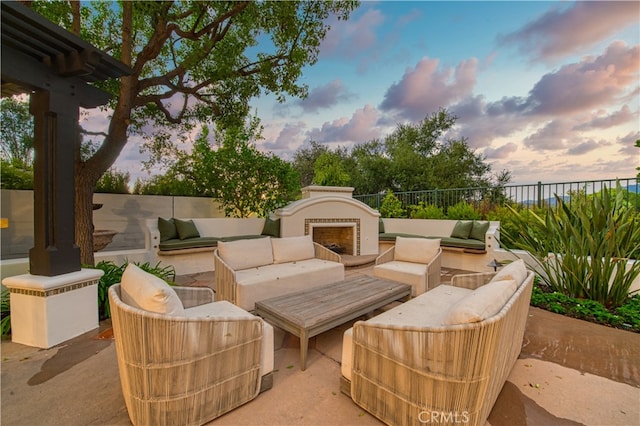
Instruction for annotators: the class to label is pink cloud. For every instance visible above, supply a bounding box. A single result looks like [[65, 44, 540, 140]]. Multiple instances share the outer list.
[[321, 9, 384, 58], [380, 57, 478, 121], [296, 80, 355, 113], [574, 105, 635, 130], [525, 42, 639, 115], [499, 2, 639, 61], [523, 119, 573, 151], [307, 104, 382, 143], [483, 143, 518, 160], [262, 122, 307, 151]]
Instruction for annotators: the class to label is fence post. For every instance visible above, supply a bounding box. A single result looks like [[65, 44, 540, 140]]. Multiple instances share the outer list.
[[537, 181, 542, 209]]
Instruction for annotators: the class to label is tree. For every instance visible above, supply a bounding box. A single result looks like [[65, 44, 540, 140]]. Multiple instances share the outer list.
[[292, 140, 330, 187], [173, 119, 300, 217], [95, 169, 131, 194], [313, 150, 351, 186], [32, 1, 359, 264], [0, 97, 34, 169]]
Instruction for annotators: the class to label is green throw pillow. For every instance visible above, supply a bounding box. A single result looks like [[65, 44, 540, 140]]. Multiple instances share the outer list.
[[158, 217, 178, 242], [174, 218, 200, 240], [450, 220, 473, 239], [379, 218, 385, 233], [469, 221, 490, 241], [262, 217, 280, 237]]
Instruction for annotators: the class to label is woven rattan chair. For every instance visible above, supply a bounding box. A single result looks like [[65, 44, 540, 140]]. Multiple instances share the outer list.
[[109, 284, 272, 426], [346, 269, 534, 426]]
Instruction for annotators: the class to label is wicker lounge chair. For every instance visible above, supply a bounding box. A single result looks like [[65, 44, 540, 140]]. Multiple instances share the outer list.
[[109, 268, 273, 426], [374, 236, 442, 296], [342, 260, 534, 426]]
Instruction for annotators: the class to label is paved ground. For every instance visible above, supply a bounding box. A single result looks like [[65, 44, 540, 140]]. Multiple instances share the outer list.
[[2, 264, 639, 426]]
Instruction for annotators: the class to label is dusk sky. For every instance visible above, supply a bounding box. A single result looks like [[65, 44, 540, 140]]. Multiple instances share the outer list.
[[106, 1, 639, 187]]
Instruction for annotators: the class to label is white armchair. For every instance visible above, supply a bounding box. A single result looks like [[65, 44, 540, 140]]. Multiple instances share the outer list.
[[373, 236, 442, 296], [108, 264, 273, 426]]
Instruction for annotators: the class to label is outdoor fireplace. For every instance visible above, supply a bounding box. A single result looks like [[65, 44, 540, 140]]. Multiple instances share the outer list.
[[275, 186, 379, 257]]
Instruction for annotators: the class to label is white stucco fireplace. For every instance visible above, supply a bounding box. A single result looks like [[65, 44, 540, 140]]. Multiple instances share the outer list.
[[275, 186, 380, 256]]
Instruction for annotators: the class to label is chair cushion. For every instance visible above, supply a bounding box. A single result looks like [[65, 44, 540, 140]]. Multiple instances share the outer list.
[[120, 263, 185, 316], [442, 279, 517, 325], [261, 217, 280, 237], [492, 258, 528, 285], [450, 220, 473, 239], [374, 261, 428, 296], [218, 237, 274, 270], [394, 236, 440, 264], [158, 217, 178, 242], [174, 218, 200, 239], [271, 235, 315, 264], [469, 220, 490, 241]]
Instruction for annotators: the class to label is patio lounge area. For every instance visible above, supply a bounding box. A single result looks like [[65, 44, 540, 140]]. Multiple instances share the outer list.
[[2, 263, 639, 426]]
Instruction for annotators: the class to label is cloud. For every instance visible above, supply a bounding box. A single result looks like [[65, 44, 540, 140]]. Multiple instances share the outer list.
[[307, 104, 382, 143], [617, 131, 640, 155], [379, 57, 478, 121], [483, 143, 518, 160], [524, 42, 640, 116], [523, 119, 572, 151], [320, 8, 385, 58], [574, 105, 635, 130], [262, 121, 307, 151], [499, 2, 639, 61], [296, 80, 356, 113], [566, 139, 604, 156]]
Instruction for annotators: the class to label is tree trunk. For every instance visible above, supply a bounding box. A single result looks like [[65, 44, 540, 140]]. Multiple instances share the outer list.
[[75, 173, 96, 266]]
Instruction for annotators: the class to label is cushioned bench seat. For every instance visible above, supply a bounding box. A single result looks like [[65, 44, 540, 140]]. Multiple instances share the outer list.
[[378, 220, 489, 253]]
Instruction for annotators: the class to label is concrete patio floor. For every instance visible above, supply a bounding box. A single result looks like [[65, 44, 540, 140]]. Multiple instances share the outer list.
[[2, 264, 639, 426]]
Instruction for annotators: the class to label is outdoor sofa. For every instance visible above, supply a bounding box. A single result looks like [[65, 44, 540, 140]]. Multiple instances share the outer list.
[[213, 235, 345, 311], [341, 259, 534, 426]]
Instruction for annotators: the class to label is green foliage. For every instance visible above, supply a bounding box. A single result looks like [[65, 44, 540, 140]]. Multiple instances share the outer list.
[[409, 202, 446, 219], [95, 169, 130, 194], [292, 141, 330, 188], [0, 160, 33, 190], [379, 190, 405, 218], [531, 284, 640, 332], [90, 260, 176, 320], [0, 97, 34, 169], [502, 182, 640, 309], [1, 289, 11, 336], [172, 119, 300, 217], [446, 201, 481, 220], [312, 151, 351, 187]]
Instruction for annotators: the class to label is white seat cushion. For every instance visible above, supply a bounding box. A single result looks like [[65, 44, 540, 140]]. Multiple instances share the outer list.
[[120, 263, 185, 316], [185, 300, 274, 375], [442, 279, 517, 325], [271, 235, 315, 264], [374, 260, 428, 296], [394, 236, 440, 264]]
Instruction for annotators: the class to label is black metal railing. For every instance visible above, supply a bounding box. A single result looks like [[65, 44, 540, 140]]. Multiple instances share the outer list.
[[354, 177, 639, 215]]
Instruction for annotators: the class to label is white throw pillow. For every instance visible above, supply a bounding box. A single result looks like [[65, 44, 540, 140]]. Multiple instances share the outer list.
[[442, 279, 517, 325], [120, 263, 185, 316], [218, 237, 274, 270], [394, 237, 440, 264], [271, 235, 315, 264], [492, 259, 528, 285]]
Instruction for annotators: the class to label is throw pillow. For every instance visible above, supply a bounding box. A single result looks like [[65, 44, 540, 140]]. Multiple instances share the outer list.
[[120, 263, 185, 316], [261, 217, 280, 237], [158, 217, 178, 242], [394, 236, 440, 264], [469, 221, 490, 241], [450, 220, 473, 239], [218, 237, 274, 270], [492, 259, 528, 285], [174, 218, 200, 240], [379, 218, 385, 234], [271, 235, 315, 264], [442, 279, 517, 325]]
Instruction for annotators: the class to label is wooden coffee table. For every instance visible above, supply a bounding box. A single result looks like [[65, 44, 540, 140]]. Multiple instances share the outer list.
[[254, 275, 411, 370]]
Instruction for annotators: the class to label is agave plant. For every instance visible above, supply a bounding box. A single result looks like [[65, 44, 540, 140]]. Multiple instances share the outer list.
[[501, 182, 640, 309]]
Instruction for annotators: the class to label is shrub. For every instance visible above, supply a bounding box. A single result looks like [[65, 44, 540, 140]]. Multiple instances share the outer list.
[[501, 182, 640, 309], [446, 201, 481, 220], [409, 202, 446, 219], [379, 190, 405, 218], [1, 289, 10, 336]]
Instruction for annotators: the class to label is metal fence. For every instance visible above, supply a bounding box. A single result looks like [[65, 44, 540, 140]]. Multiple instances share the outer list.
[[353, 177, 639, 216]]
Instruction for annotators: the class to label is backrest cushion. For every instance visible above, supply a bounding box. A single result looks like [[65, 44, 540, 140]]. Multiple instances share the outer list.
[[469, 221, 490, 241], [379, 218, 385, 233], [174, 218, 200, 240], [272, 235, 315, 264], [218, 237, 274, 270], [450, 220, 473, 239], [158, 217, 178, 242], [261, 217, 280, 237], [120, 263, 185, 316], [442, 279, 517, 325], [394, 236, 440, 264], [492, 259, 528, 285]]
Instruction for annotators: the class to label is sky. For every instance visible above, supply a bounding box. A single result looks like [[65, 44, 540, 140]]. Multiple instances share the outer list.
[[105, 1, 640, 187]]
